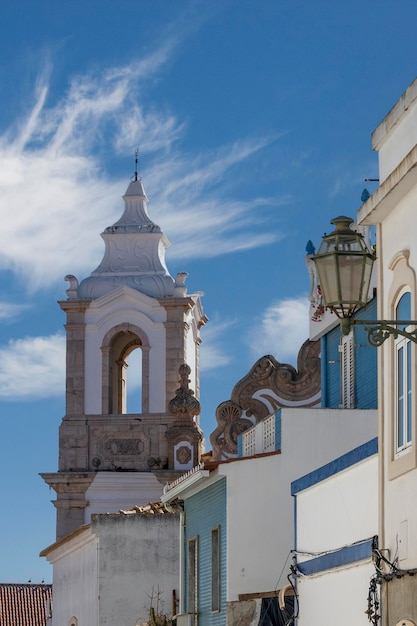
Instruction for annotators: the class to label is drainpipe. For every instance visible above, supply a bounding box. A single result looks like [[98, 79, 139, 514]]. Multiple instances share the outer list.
[[293, 494, 298, 626], [376, 222, 385, 622], [163, 500, 185, 616], [178, 508, 185, 615], [96, 531, 100, 626]]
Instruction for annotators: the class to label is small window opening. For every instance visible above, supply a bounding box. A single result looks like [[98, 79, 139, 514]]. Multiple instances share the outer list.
[[109, 332, 142, 415], [187, 537, 198, 626], [211, 527, 220, 612], [126, 347, 143, 414]]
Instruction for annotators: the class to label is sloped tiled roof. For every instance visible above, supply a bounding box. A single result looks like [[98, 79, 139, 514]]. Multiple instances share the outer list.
[[89, 501, 175, 520], [0, 583, 52, 626], [117, 501, 174, 515]]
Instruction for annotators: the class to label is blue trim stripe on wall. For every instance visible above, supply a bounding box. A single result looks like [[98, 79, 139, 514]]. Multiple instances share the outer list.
[[275, 409, 281, 450], [237, 434, 243, 457], [291, 437, 378, 495], [297, 538, 374, 575]]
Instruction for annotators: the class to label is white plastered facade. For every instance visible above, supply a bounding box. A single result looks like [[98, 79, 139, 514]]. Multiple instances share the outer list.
[[295, 455, 378, 626], [358, 76, 417, 626], [42, 511, 179, 626], [223, 408, 377, 602]]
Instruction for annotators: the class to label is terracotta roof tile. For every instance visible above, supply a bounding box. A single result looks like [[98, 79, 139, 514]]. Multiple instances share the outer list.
[[0, 583, 52, 626], [118, 501, 173, 515]]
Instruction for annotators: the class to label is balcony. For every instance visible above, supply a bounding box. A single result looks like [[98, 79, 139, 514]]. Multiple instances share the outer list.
[[238, 410, 281, 457]]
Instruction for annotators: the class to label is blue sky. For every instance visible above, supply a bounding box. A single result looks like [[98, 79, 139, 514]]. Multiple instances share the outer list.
[[0, 0, 416, 583]]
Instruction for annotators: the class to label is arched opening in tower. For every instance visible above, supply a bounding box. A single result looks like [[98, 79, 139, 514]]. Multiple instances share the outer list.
[[125, 347, 142, 414]]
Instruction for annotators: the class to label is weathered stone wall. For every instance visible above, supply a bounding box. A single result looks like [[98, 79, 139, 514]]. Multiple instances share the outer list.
[[59, 414, 172, 472], [383, 577, 417, 626], [226, 600, 258, 626], [94, 512, 179, 626]]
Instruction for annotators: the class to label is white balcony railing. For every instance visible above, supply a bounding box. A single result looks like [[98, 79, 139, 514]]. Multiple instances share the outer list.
[[262, 413, 276, 453], [242, 427, 256, 457], [241, 411, 278, 456]]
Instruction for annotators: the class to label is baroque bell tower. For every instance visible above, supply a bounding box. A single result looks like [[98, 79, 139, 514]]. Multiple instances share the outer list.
[[42, 172, 206, 540]]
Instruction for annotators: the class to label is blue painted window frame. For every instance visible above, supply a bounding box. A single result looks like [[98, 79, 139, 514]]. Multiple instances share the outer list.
[[395, 292, 412, 455], [187, 536, 199, 624], [211, 526, 220, 613]]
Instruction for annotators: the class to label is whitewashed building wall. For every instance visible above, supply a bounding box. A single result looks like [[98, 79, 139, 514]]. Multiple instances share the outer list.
[[223, 407, 377, 602], [292, 441, 378, 626], [42, 510, 179, 626], [358, 77, 417, 625]]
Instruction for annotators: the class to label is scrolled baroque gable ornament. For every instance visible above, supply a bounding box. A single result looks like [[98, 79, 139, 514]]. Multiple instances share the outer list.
[[209, 402, 254, 458], [210, 339, 321, 459]]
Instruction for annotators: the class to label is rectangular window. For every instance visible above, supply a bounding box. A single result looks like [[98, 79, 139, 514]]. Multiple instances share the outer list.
[[396, 335, 412, 454], [211, 527, 220, 612], [340, 331, 354, 408], [187, 537, 198, 626]]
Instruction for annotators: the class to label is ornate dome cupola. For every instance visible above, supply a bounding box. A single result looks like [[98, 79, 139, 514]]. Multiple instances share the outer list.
[[42, 168, 207, 540], [77, 178, 175, 299]]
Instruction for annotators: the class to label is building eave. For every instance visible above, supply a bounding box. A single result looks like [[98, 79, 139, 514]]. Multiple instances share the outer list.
[[372, 76, 417, 150], [358, 143, 417, 225], [161, 467, 211, 503], [40, 523, 92, 561]]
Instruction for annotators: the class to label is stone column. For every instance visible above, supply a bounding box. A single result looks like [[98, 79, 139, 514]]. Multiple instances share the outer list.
[[40, 472, 94, 540], [59, 300, 90, 416], [160, 298, 195, 410]]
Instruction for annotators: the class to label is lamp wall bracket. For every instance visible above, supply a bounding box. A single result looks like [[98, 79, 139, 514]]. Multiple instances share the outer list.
[[341, 318, 417, 347]]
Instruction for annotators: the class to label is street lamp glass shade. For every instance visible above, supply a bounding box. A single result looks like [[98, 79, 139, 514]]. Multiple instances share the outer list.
[[313, 216, 375, 318]]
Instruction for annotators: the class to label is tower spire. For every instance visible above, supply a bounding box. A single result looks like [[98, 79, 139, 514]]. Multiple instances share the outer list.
[[133, 148, 139, 182], [75, 168, 176, 300]]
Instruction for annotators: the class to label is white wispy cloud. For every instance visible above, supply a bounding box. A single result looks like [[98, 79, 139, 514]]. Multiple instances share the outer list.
[[248, 296, 310, 366], [0, 40, 284, 291], [145, 139, 284, 260], [0, 333, 65, 399], [0, 301, 29, 321]]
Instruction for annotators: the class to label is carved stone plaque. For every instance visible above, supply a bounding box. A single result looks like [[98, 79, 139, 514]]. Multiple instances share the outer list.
[[176, 445, 192, 465], [104, 438, 144, 456]]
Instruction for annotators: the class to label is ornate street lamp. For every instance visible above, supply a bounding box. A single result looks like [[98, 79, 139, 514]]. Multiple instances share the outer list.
[[313, 216, 417, 346]]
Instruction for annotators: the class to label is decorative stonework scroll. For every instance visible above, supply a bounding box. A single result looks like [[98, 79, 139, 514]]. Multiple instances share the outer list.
[[176, 445, 192, 465], [169, 364, 201, 425], [209, 401, 253, 457], [104, 438, 144, 456], [166, 364, 203, 468], [87, 426, 153, 471], [210, 339, 321, 459]]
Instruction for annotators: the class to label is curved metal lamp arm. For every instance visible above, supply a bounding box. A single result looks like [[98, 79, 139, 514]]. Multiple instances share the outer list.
[[342, 319, 417, 347]]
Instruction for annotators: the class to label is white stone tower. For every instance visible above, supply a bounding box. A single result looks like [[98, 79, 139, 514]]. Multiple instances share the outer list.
[[42, 175, 206, 540]]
